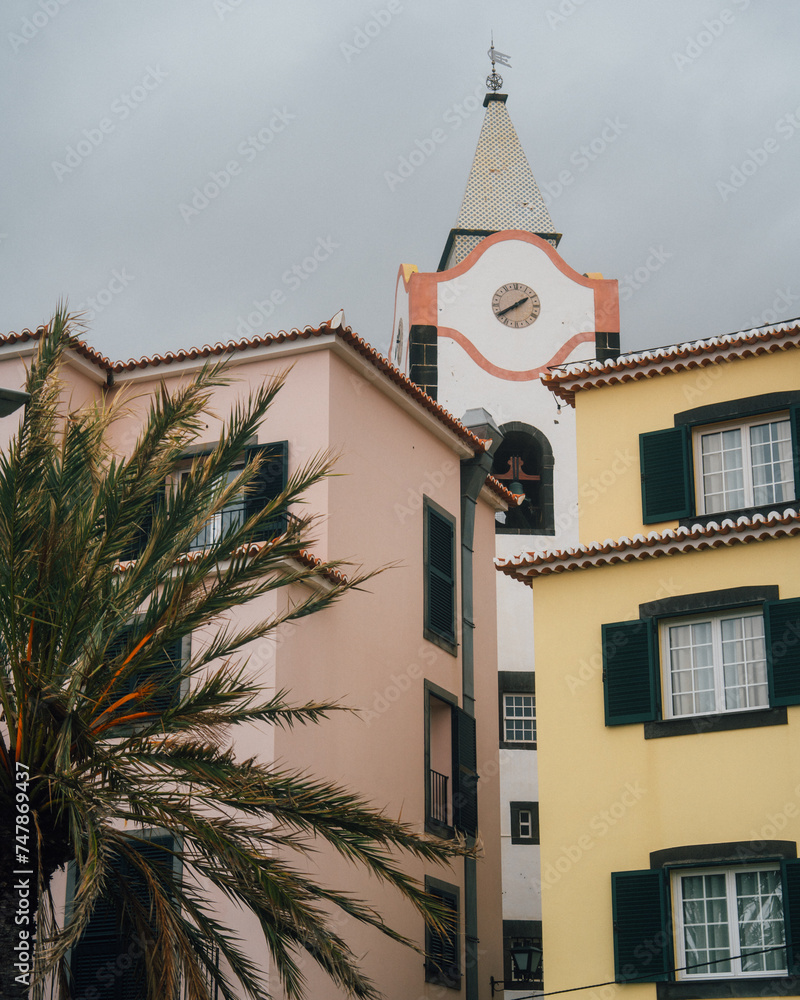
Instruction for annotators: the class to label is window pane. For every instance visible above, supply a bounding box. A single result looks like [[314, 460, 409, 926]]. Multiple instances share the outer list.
[[668, 621, 716, 716], [721, 615, 767, 710], [701, 429, 745, 512], [735, 869, 785, 973], [188, 468, 246, 550], [682, 873, 731, 975], [750, 420, 794, 506]]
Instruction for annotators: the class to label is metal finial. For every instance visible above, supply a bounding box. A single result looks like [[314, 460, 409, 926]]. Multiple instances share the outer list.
[[486, 36, 510, 92]]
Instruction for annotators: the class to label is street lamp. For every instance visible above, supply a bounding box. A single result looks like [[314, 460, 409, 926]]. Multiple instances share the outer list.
[[490, 943, 543, 995]]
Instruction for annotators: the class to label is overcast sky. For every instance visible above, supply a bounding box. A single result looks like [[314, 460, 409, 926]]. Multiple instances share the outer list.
[[2, 0, 798, 365]]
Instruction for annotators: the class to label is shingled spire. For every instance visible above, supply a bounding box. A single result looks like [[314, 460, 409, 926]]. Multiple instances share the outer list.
[[438, 83, 561, 271]]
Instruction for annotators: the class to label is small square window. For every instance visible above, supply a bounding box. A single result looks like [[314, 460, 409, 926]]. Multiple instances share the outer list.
[[510, 802, 539, 845], [503, 693, 536, 744]]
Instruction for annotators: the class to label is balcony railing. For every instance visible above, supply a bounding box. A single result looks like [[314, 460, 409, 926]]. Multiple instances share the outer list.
[[428, 768, 449, 826], [186, 503, 289, 551]]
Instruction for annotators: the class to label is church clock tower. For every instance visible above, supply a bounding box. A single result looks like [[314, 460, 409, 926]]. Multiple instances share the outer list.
[[392, 54, 619, 544], [391, 50, 620, 998]]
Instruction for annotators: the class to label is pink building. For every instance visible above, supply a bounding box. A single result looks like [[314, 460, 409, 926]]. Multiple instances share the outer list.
[[0, 313, 507, 999]]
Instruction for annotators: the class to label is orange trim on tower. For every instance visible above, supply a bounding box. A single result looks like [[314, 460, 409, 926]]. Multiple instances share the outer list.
[[408, 271, 439, 326], [438, 327, 595, 381], [594, 280, 620, 332]]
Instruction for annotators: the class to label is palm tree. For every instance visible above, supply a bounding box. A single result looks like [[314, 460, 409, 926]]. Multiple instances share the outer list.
[[0, 309, 469, 1000]]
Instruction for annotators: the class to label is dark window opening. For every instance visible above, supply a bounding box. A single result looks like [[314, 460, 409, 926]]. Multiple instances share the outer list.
[[492, 424, 555, 534], [425, 685, 478, 839]]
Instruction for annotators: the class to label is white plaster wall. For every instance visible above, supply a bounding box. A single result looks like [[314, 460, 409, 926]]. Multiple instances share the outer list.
[[436, 240, 597, 373], [431, 235, 598, 990]]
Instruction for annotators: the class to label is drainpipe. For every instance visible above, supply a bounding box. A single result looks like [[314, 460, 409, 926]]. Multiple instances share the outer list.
[[459, 408, 503, 1000]]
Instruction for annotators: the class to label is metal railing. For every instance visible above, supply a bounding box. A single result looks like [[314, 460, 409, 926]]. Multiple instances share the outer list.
[[186, 503, 289, 551], [428, 769, 449, 826]]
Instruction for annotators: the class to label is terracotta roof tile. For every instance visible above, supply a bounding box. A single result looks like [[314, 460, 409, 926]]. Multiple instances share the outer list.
[[117, 541, 350, 586], [497, 506, 800, 583], [0, 319, 509, 493], [543, 319, 800, 405]]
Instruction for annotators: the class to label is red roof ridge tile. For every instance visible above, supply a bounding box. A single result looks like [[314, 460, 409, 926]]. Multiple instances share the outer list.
[[0, 319, 491, 458], [115, 540, 350, 585], [543, 319, 800, 404], [496, 506, 800, 582]]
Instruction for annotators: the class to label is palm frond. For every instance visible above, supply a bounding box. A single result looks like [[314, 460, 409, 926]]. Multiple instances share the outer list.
[[0, 310, 474, 1000]]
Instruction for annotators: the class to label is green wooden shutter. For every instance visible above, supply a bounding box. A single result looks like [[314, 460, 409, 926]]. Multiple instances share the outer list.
[[70, 835, 175, 999], [781, 859, 800, 976], [452, 707, 478, 836], [426, 887, 460, 987], [640, 426, 693, 523], [603, 620, 658, 725], [611, 869, 671, 982], [426, 506, 456, 643], [112, 632, 184, 730], [123, 487, 164, 561], [245, 441, 288, 540], [791, 405, 800, 502], [144, 637, 184, 715], [765, 598, 800, 706]]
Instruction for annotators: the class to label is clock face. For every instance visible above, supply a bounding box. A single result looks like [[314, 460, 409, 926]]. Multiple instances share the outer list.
[[491, 283, 541, 328]]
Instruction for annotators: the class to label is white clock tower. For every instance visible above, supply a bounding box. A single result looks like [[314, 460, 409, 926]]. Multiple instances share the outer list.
[[391, 59, 620, 996]]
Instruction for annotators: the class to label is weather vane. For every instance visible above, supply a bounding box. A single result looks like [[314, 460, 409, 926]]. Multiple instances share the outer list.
[[487, 35, 511, 92]]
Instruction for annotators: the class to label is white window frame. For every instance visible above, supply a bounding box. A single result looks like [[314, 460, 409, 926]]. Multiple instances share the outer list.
[[693, 412, 794, 515], [660, 608, 768, 719], [517, 810, 533, 839], [503, 693, 536, 744], [671, 864, 786, 980]]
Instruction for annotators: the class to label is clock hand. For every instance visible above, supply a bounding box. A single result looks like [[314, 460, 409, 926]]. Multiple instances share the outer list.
[[498, 295, 529, 316]]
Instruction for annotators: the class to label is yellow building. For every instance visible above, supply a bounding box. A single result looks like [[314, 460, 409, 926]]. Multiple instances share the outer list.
[[498, 321, 800, 999]]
